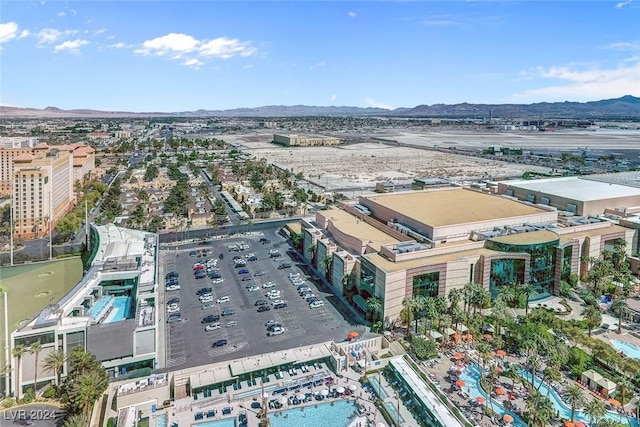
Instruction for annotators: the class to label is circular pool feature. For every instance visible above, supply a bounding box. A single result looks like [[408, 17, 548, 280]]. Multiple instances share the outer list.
[[35, 290, 52, 298], [38, 271, 54, 277]]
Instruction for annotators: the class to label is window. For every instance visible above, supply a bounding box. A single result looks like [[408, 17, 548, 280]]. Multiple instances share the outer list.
[[412, 271, 440, 297]]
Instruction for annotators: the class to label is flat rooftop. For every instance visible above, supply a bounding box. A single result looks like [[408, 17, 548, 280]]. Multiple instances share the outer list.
[[363, 188, 548, 227], [488, 229, 560, 245], [366, 247, 496, 273], [320, 208, 400, 250], [502, 177, 640, 202]]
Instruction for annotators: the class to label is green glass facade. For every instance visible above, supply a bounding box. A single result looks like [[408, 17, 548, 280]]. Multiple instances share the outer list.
[[561, 245, 573, 282], [412, 272, 440, 297], [486, 235, 560, 300]]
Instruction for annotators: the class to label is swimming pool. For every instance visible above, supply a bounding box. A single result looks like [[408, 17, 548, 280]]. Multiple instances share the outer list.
[[268, 400, 357, 427], [383, 402, 404, 425], [612, 340, 640, 359], [368, 376, 388, 399], [192, 418, 236, 427], [89, 296, 113, 320], [521, 369, 636, 426], [105, 296, 131, 323], [157, 414, 167, 427], [458, 365, 526, 427]]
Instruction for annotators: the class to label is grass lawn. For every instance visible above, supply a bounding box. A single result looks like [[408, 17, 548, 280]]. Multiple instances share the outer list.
[[0, 258, 83, 367]]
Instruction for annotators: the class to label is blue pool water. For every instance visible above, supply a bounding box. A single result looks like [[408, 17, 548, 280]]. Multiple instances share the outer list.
[[383, 402, 404, 425], [521, 369, 637, 426], [105, 296, 131, 323], [192, 418, 236, 427], [368, 376, 388, 399], [268, 401, 357, 427], [458, 365, 526, 427], [612, 340, 640, 359], [157, 414, 167, 427], [88, 296, 113, 320]]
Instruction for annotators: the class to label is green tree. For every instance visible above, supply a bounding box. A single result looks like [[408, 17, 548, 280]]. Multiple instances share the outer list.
[[584, 399, 607, 427], [29, 341, 42, 394], [564, 384, 585, 422], [582, 305, 603, 337], [412, 336, 437, 360], [610, 299, 629, 334], [146, 215, 164, 233], [366, 296, 382, 323], [12, 344, 26, 399], [63, 414, 88, 427], [43, 349, 67, 387]]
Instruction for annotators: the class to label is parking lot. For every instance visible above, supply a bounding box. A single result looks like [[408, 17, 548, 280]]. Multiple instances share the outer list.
[[159, 228, 361, 370]]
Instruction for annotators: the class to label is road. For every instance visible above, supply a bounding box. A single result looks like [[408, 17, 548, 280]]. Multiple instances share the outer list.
[[199, 168, 239, 223]]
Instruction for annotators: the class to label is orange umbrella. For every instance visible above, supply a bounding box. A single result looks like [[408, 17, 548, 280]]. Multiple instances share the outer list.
[[453, 352, 464, 359], [563, 421, 575, 427], [455, 380, 466, 387], [503, 414, 514, 423], [495, 387, 506, 395], [476, 396, 485, 404], [496, 349, 507, 357], [347, 332, 359, 339], [608, 398, 621, 407], [453, 334, 461, 341], [575, 422, 586, 427], [465, 333, 473, 341]]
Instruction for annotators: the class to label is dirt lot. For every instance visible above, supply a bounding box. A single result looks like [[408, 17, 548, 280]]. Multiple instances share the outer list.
[[227, 134, 551, 190]]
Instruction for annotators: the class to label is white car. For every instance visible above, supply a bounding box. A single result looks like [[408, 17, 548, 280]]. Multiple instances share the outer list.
[[303, 294, 317, 301], [309, 301, 325, 309], [201, 303, 214, 310], [268, 294, 281, 300], [166, 284, 181, 291], [271, 299, 286, 306], [288, 272, 301, 278], [205, 323, 221, 331], [266, 290, 281, 297], [200, 295, 213, 303], [268, 327, 285, 336], [247, 285, 259, 292], [216, 296, 230, 304], [211, 278, 224, 284], [167, 305, 180, 313], [262, 282, 276, 288]]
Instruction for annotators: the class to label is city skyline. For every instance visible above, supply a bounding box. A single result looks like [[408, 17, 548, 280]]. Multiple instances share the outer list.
[[1, 1, 639, 112]]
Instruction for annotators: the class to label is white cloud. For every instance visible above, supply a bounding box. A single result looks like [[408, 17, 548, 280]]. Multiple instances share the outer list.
[[0, 21, 19, 44], [108, 42, 130, 49], [135, 33, 200, 57], [53, 38, 89, 53], [348, 11, 357, 18], [36, 28, 77, 45], [607, 41, 640, 52], [18, 29, 30, 39], [199, 37, 256, 58], [331, 94, 337, 102], [241, 64, 254, 69], [310, 60, 326, 70], [513, 61, 640, 102], [615, 0, 632, 8], [365, 98, 394, 110], [135, 32, 257, 68], [183, 58, 203, 69], [58, 11, 66, 17]]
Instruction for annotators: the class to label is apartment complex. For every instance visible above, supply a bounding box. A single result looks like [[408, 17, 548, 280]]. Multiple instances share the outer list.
[[10, 224, 159, 396], [298, 187, 638, 324], [272, 134, 341, 147], [1, 143, 95, 238]]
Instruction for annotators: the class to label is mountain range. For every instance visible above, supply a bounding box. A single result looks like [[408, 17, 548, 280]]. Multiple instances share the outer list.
[[1, 95, 639, 119]]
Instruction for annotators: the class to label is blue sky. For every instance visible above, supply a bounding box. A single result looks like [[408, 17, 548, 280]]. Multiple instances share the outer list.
[[1, 1, 639, 111]]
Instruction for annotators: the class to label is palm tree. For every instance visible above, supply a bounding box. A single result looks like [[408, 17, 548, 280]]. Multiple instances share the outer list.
[[43, 349, 67, 387], [29, 341, 42, 394], [497, 285, 518, 308], [68, 370, 109, 420], [617, 377, 632, 409], [596, 420, 623, 427], [565, 384, 586, 423], [401, 298, 416, 336], [12, 344, 26, 399], [526, 389, 554, 426], [518, 283, 533, 315], [365, 296, 382, 324], [585, 399, 607, 427], [321, 255, 333, 278], [526, 353, 541, 387], [610, 299, 629, 334], [0, 363, 11, 397], [447, 288, 462, 312], [491, 296, 507, 336], [63, 413, 88, 427], [582, 305, 603, 337]]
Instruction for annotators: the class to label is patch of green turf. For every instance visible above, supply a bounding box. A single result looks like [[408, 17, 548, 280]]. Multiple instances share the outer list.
[[0, 258, 83, 367]]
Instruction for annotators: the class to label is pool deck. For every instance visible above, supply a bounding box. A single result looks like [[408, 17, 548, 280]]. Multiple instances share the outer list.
[[153, 364, 393, 427]]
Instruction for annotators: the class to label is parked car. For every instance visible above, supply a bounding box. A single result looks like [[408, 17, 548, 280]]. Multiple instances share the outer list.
[[166, 284, 181, 292], [194, 272, 207, 279], [202, 303, 215, 310], [246, 285, 259, 292], [193, 263, 205, 271], [202, 315, 221, 324], [273, 302, 288, 309], [254, 271, 266, 277], [197, 287, 213, 295], [265, 320, 280, 328], [167, 305, 180, 313], [211, 278, 224, 284], [241, 276, 253, 282], [212, 339, 228, 348], [205, 322, 221, 331], [167, 314, 182, 323], [189, 251, 198, 257], [200, 295, 213, 303], [309, 301, 325, 309], [257, 305, 271, 312], [262, 282, 276, 288], [216, 296, 230, 304], [167, 297, 180, 305], [238, 268, 250, 275], [221, 309, 235, 316], [267, 327, 285, 336], [166, 271, 179, 280], [259, 237, 270, 244], [268, 294, 281, 300], [254, 300, 268, 306], [208, 272, 222, 279], [277, 263, 292, 270]]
